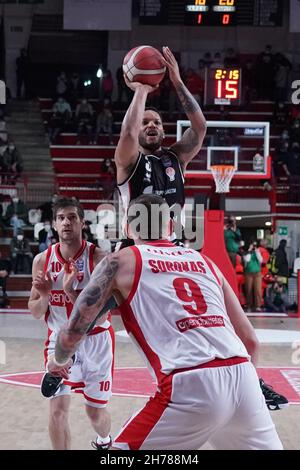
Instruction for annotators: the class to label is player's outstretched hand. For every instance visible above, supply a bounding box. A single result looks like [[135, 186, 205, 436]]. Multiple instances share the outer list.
[[47, 354, 73, 379], [123, 74, 158, 94], [63, 258, 78, 293], [33, 270, 52, 295], [162, 46, 181, 85]]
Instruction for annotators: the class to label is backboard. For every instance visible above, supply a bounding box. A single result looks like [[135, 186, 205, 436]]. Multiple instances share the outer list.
[[177, 120, 271, 180]]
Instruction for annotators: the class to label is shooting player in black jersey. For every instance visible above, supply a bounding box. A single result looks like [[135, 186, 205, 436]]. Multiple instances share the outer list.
[[115, 46, 207, 228]]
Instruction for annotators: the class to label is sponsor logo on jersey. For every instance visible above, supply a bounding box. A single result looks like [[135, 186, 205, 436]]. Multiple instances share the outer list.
[[75, 258, 85, 282], [176, 315, 225, 332], [165, 166, 175, 181], [144, 157, 152, 183], [49, 290, 72, 306]]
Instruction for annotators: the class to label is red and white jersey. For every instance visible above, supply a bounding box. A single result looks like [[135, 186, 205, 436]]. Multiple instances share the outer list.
[[43, 240, 110, 342], [119, 241, 249, 381]]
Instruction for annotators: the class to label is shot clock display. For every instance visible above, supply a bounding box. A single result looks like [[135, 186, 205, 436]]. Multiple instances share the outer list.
[[204, 68, 242, 106]]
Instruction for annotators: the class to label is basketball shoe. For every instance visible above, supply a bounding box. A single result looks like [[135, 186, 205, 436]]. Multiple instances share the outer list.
[[41, 355, 75, 398], [259, 378, 289, 410], [91, 436, 112, 450]]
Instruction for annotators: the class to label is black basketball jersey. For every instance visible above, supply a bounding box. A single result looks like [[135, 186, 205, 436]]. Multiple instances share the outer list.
[[117, 147, 185, 213]]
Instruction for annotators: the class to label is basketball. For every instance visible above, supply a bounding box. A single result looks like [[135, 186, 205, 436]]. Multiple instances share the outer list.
[[122, 45, 166, 86]]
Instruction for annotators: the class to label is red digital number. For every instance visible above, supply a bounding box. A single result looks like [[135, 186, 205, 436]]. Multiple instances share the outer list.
[[197, 14, 202, 24], [173, 277, 207, 316], [217, 79, 222, 98], [222, 14, 230, 24], [225, 80, 238, 99]]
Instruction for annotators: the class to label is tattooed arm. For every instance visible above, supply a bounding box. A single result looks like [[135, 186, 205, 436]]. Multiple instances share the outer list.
[[162, 47, 207, 171], [54, 254, 119, 366]]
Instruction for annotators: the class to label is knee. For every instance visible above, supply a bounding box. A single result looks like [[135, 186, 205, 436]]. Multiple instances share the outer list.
[[49, 408, 68, 428], [86, 406, 106, 425]]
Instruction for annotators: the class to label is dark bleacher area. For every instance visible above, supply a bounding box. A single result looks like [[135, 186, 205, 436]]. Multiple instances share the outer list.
[[39, 97, 297, 213]]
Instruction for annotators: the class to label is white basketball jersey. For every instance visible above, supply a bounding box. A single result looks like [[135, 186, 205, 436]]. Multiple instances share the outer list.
[[43, 240, 110, 343], [119, 241, 249, 379]]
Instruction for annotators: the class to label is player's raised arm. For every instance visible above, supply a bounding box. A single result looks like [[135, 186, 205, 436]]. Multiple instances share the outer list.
[[162, 46, 207, 170], [54, 253, 119, 366], [114, 77, 158, 184], [28, 252, 51, 319]]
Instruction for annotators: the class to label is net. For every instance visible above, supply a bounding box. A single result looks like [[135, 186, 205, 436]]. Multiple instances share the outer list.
[[211, 165, 236, 193]]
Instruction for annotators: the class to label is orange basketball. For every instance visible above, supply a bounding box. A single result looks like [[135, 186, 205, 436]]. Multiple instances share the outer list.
[[123, 45, 166, 86]]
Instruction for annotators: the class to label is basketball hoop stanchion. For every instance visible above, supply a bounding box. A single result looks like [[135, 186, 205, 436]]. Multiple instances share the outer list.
[[297, 270, 300, 318], [201, 164, 239, 297]]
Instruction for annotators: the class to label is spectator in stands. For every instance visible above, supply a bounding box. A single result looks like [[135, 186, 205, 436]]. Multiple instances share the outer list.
[[197, 59, 206, 82], [82, 220, 95, 243], [0, 203, 7, 235], [235, 242, 246, 306], [224, 215, 242, 267], [16, 48, 30, 99], [0, 115, 7, 144], [101, 158, 115, 176], [210, 52, 223, 69], [265, 279, 289, 313], [224, 48, 240, 68], [116, 66, 130, 107], [37, 194, 59, 222], [273, 239, 289, 285], [5, 196, 28, 236], [2, 141, 23, 182], [259, 239, 270, 276], [100, 158, 116, 199], [38, 220, 58, 253], [203, 52, 213, 68], [256, 45, 275, 100], [273, 102, 289, 127], [258, 239, 271, 299], [10, 228, 33, 274], [0, 150, 6, 181], [289, 104, 300, 123], [75, 98, 94, 145], [101, 70, 113, 102], [282, 141, 300, 190], [94, 100, 114, 145], [273, 132, 290, 176], [185, 68, 204, 105], [243, 241, 263, 312], [242, 61, 257, 107], [274, 52, 292, 103], [290, 119, 300, 143], [68, 72, 82, 107], [56, 71, 68, 98], [258, 44, 274, 63], [48, 97, 72, 144], [0, 250, 11, 307]]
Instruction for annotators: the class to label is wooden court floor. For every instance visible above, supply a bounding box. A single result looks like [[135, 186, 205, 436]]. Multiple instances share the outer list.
[[0, 316, 300, 450]]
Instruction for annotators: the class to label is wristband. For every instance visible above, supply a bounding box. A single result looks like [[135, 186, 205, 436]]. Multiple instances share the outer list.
[[48, 353, 70, 368]]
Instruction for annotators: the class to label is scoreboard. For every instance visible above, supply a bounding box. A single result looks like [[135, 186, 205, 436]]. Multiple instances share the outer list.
[[204, 68, 242, 106], [139, 0, 284, 27]]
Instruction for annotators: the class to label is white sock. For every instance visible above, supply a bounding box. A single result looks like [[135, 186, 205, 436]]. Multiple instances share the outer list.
[[96, 435, 111, 445]]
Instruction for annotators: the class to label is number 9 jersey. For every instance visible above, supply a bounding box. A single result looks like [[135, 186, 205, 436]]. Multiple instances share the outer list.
[[118, 240, 249, 380]]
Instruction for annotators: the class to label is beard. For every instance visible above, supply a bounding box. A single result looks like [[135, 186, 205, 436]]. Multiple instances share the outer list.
[[139, 134, 164, 153]]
